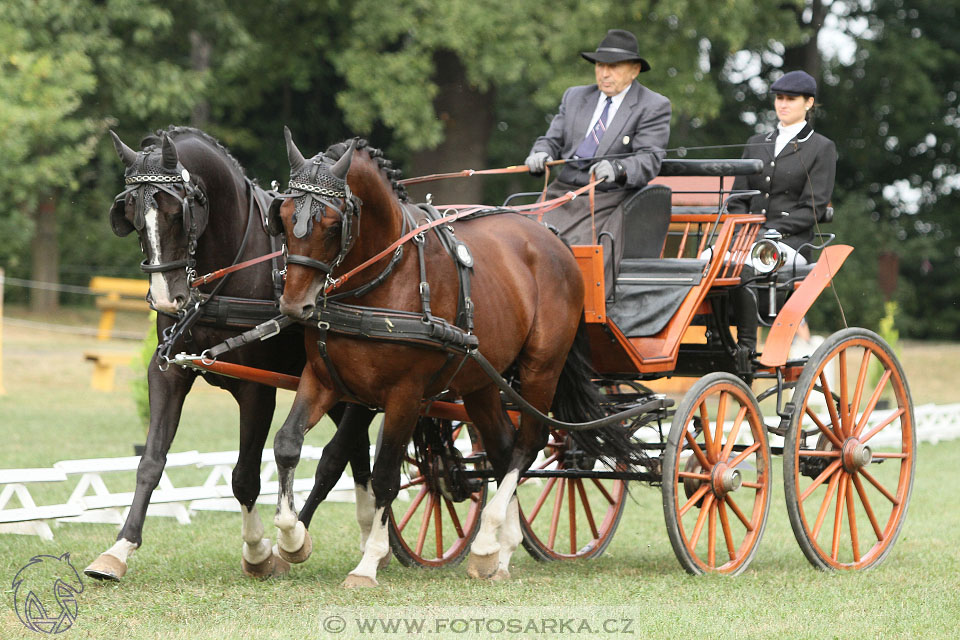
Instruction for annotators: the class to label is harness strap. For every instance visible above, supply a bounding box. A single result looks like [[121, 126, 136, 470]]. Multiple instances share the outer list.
[[466, 348, 670, 432], [314, 322, 370, 405], [324, 180, 600, 295]]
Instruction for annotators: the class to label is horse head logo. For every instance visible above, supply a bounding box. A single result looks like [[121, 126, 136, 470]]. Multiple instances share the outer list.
[[12, 552, 84, 634]]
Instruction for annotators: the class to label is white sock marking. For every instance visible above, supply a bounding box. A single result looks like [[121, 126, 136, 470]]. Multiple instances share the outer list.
[[349, 506, 390, 581]]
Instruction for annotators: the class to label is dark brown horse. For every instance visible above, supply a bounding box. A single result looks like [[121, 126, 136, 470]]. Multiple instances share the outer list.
[[269, 130, 602, 586], [87, 127, 375, 581]]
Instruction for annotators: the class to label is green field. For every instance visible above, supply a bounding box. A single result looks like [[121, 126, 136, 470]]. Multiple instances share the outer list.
[[1, 308, 959, 639]]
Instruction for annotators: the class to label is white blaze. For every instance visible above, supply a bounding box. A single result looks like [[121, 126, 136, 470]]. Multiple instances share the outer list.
[[144, 208, 175, 310]]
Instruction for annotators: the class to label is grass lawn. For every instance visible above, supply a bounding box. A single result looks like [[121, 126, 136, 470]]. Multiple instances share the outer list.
[[1, 307, 959, 639]]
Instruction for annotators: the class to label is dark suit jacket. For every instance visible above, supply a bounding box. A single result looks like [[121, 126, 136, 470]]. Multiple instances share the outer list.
[[728, 123, 837, 255], [530, 80, 671, 191]]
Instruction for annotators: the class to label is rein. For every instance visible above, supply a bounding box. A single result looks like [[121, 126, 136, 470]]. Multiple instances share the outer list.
[[323, 178, 601, 295]]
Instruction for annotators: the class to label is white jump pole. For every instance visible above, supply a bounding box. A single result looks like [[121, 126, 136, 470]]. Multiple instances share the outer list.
[[0, 267, 6, 394]]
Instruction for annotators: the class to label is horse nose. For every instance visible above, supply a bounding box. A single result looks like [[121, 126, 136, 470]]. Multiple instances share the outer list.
[[278, 296, 313, 320]]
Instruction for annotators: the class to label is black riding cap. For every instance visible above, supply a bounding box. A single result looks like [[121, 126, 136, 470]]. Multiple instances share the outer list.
[[770, 70, 817, 98], [581, 29, 650, 72]]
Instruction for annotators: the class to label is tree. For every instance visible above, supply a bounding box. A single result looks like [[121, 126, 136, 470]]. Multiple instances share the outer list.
[[818, 0, 960, 337], [0, 1, 204, 310], [330, 0, 803, 203]]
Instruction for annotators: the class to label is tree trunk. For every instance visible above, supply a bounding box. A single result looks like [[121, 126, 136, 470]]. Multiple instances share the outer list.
[[30, 194, 59, 313], [406, 52, 494, 206], [783, 0, 826, 80]]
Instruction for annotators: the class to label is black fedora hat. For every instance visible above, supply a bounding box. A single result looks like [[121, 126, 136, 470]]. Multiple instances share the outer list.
[[581, 29, 650, 71]]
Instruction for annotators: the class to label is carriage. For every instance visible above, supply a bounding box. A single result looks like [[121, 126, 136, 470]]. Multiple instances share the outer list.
[[96, 128, 913, 582]]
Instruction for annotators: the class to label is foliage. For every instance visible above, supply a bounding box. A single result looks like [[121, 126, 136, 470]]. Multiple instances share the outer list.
[[0, 0, 957, 336]]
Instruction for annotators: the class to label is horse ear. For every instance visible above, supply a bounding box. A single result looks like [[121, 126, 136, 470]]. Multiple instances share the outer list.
[[330, 139, 356, 180], [109, 130, 138, 167], [284, 126, 306, 170], [161, 133, 179, 170]]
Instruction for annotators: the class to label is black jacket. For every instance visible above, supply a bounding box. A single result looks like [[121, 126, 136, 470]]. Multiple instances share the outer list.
[[728, 122, 837, 256]]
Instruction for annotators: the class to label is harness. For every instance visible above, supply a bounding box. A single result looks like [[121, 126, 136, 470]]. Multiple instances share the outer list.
[[278, 154, 479, 404], [111, 155, 208, 280], [112, 145, 293, 367]]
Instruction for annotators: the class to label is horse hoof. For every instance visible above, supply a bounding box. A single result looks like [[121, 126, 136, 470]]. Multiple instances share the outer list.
[[342, 573, 379, 588], [242, 552, 291, 579], [378, 552, 392, 570], [490, 568, 511, 581], [466, 552, 499, 579], [84, 553, 127, 582], [278, 529, 313, 564]]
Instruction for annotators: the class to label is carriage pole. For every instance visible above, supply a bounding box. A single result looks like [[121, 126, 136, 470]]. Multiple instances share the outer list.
[[0, 267, 6, 394]]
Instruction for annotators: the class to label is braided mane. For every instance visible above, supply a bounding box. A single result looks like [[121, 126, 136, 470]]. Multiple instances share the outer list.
[[324, 138, 408, 202], [140, 125, 247, 177]]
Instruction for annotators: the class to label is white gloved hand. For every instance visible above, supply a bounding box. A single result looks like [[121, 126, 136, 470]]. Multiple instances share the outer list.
[[590, 159, 617, 183], [524, 151, 552, 174]]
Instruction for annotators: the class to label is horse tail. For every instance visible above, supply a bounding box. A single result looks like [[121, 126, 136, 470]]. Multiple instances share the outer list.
[[551, 316, 652, 469]]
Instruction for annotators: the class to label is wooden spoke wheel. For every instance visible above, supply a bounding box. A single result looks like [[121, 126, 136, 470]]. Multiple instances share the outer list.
[[662, 373, 771, 575], [387, 421, 488, 568], [518, 429, 627, 561], [784, 328, 915, 570]]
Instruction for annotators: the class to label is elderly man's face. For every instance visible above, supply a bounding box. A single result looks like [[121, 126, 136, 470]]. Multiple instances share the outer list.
[[595, 61, 641, 96]]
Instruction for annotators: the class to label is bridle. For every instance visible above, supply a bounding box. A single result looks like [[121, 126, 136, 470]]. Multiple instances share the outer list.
[[111, 157, 208, 281], [277, 155, 362, 287]]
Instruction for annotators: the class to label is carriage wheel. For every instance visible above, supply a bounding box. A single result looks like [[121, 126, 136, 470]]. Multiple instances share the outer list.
[[387, 421, 488, 568], [662, 373, 771, 575], [783, 328, 915, 570], [517, 429, 627, 561]]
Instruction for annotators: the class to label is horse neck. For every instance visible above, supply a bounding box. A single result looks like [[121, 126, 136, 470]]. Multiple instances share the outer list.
[[189, 154, 274, 297]]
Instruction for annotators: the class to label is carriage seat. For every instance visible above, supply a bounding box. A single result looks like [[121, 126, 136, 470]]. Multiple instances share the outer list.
[[608, 258, 707, 337], [621, 184, 673, 259]]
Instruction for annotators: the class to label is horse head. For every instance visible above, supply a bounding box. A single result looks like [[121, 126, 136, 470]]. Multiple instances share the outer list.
[[275, 128, 360, 320], [109, 129, 211, 313]]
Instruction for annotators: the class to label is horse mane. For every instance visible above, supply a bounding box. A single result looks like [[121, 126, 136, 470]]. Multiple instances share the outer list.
[[140, 125, 248, 177], [324, 138, 408, 203]]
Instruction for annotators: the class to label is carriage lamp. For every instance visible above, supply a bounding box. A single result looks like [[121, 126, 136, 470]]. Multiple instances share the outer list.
[[749, 231, 785, 275]]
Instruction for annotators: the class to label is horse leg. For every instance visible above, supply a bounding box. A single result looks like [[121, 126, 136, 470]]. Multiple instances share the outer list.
[[461, 385, 527, 580], [85, 362, 195, 581], [227, 381, 290, 578], [273, 369, 339, 564], [293, 403, 385, 566], [298, 404, 375, 539], [493, 496, 522, 581], [343, 392, 420, 588]]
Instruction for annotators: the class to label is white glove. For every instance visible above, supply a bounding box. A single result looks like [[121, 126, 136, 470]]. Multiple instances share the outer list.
[[524, 151, 552, 174], [590, 159, 617, 183]]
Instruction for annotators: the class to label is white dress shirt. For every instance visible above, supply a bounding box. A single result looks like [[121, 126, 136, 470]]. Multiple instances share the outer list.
[[775, 120, 807, 156], [583, 85, 632, 140]]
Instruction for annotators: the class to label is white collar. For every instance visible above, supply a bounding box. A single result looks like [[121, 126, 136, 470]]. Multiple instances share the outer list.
[[777, 120, 807, 140]]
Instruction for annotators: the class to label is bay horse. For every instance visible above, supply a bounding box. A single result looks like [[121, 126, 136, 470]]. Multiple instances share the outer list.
[[87, 126, 376, 581], [270, 130, 623, 586]]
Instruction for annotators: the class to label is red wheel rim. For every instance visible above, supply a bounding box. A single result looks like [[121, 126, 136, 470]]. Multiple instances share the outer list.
[[790, 336, 914, 569], [518, 430, 627, 560], [669, 380, 769, 574], [388, 424, 486, 567]]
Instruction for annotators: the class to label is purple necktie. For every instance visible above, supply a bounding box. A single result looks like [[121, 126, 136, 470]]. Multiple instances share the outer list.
[[574, 97, 613, 164]]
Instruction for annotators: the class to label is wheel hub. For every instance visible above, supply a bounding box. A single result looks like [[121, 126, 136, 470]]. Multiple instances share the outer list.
[[841, 438, 872, 473], [711, 463, 742, 497]]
